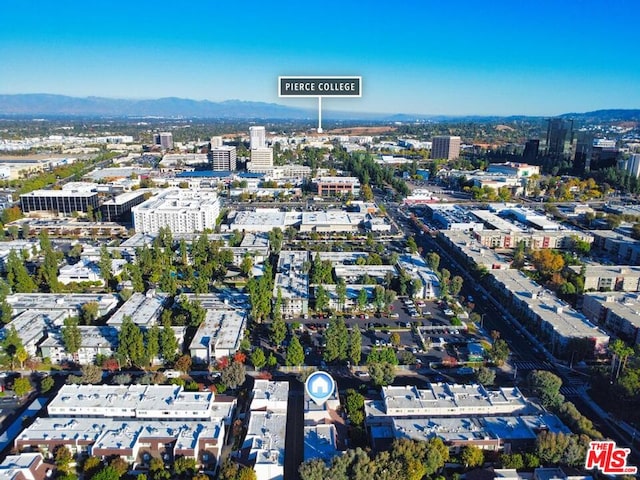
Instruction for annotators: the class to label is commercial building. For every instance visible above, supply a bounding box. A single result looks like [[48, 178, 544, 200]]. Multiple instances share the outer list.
[[132, 188, 220, 234], [624, 153, 640, 178], [20, 189, 99, 215], [274, 251, 309, 317], [545, 118, 573, 158], [428, 204, 485, 231], [154, 132, 174, 150], [431, 136, 461, 160], [486, 162, 540, 177], [100, 191, 148, 223], [227, 209, 301, 233], [248, 147, 274, 172], [522, 139, 540, 164], [249, 126, 266, 149], [300, 210, 366, 233], [209, 145, 237, 171], [314, 176, 360, 197], [582, 292, 640, 344]]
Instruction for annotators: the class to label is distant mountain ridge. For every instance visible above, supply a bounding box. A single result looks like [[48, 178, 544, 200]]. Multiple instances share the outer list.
[[0, 94, 639, 122]]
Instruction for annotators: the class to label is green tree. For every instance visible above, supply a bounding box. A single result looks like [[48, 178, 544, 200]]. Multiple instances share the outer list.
[[357, 288, 368, 310], [160, 319, 179, 363], [390, 332, 401, 348], [146, 324, 160, 362], [117, 316, 145, 367], [240, 255, 254, 277], [324, 317, 348, 362], [13, 376, 31, 397], [286, 336, 305, 366], [475, 366, 496, 385], [488, 338, 510, 366], [269, 315, 287, 348], [2, 325, 24, 369], [81, 301, 100, 325], [336, 279, 347, 312], [99, 245, 113, 285], [528, 370, 564, 409], [315, 285, 330, 312], [221, 361, 246, 390], [426, 252, 440, 272], [349, 326, 362, 366], [173, 456, 197, 477], [62, 317, 82, 354], [368, 362, 396, 386], [251, 347, 266, 370], [6, 249, 36, 293], [54, 445, 73, 475], [344, 388, 365, 426], [406, 236, 418, 254], [81, 364, 103, 384], [40, 375, 55, 393], [450, 275, 464, 297], [460, 445, 484, 468], [175, 354, 192, 373], [38, 248, 61, 292]]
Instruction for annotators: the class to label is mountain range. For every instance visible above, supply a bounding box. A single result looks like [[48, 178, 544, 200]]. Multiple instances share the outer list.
[[0, 94, 639, 122]]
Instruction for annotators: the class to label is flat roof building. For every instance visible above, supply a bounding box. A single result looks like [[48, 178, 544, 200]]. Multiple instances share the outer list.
[[274, 251, 309, 316], [209, 146, 237, 171], [314, 176, 360, 197], [20, 189, 99, 215], [490, 270, 609, 356], [432, 136, 461, 160], [100, 191, 147, 223], [6, 293, 119, 319], [132, 188, 220, 234], [582, 292, 640, 345], [106, 291, 168, 329], [189, 308, 247, 364]]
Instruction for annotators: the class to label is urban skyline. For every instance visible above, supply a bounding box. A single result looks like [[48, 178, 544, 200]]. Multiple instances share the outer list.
[[1, 0, 639, 116]]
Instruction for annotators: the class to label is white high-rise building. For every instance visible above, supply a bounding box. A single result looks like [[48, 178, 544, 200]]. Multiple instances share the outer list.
[[248, 147, 274, 172], [249, 126, 266, 149], [625, 153, 640, 178], [132, 188, 220, 234], [210, 136, 223, 148], [209, 146, 237, 171]]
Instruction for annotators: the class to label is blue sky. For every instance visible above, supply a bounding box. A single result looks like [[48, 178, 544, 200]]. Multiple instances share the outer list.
[[1, 0, 638, 116]]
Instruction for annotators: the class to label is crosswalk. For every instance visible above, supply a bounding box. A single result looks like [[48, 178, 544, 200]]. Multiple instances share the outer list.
[[513, 361, 552, 371], [560, 386, 585, 397]]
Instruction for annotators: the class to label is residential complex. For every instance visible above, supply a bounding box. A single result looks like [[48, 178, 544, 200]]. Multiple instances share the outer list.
[[132, 188, 220, 234]]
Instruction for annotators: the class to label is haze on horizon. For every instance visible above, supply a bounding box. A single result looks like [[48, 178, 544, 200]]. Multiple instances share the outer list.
[[1, 0, 639, 117]]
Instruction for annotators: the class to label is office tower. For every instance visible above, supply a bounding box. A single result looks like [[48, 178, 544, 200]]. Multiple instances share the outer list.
[[248, 147, 274, 172], [545, 118, 573, 158], [249, 126, 266, 149], [625, 154, 640, 178], [154, 132, 174, 150], [209, 146, 237, 171], [522, 139, 540, 164], [573, 132, 593, 172], [431, 136, 461, 160], [210, 136, 223, 148]]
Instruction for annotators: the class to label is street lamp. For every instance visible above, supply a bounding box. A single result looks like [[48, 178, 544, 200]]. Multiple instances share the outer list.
[[480, 314, 486, 329]]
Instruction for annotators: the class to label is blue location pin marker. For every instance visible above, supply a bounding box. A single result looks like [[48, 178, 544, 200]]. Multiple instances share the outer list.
[[305, 371, 336, 406]]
